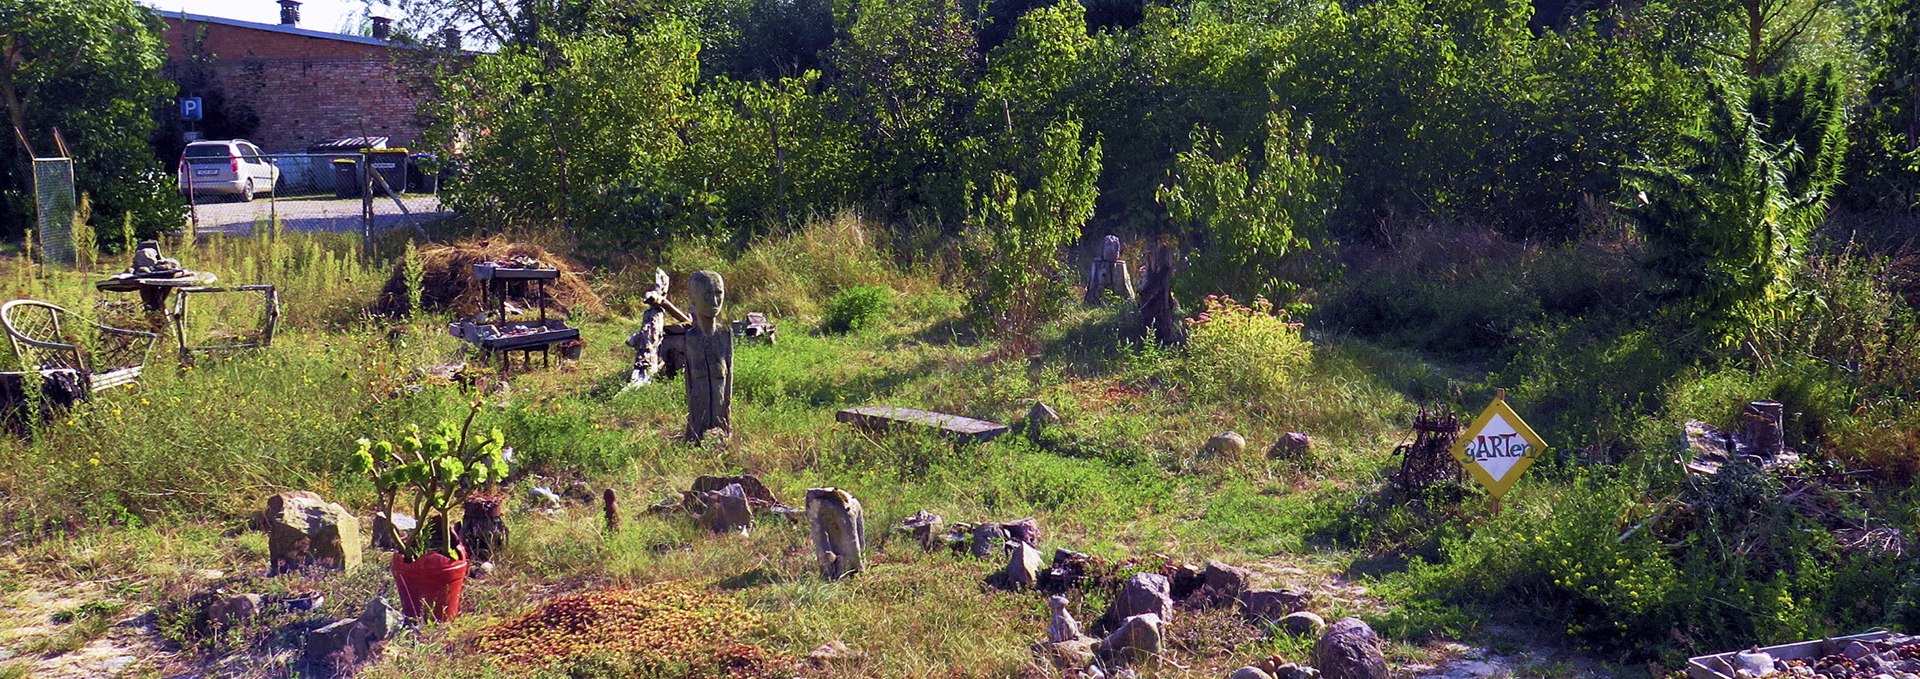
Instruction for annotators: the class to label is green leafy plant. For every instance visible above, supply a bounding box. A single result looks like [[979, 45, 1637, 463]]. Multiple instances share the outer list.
[[821, 285, 892, 334], [351, 398, 510, 561], [1159, 111, 1337, 300], [965, 117, 1102, 355]]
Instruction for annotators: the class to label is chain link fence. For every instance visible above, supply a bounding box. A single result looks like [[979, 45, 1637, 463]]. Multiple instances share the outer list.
[[32, 158, 77, 265], [182, 152, 448, 243]]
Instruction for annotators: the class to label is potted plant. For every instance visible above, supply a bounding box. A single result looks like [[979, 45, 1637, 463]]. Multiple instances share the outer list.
[[350, 399, 510, 621]]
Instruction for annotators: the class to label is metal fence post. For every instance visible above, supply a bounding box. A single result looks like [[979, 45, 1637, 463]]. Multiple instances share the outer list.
[[362, 152, 374, 256]]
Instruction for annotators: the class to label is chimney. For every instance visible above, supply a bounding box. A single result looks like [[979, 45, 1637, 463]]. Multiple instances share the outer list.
[[277, 0, 301, 25], [371, 16, 392, 41], [440, 27, 462, 51]]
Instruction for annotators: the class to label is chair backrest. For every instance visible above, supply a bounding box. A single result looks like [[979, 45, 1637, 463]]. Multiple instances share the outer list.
[[1, 300, 84, 374]]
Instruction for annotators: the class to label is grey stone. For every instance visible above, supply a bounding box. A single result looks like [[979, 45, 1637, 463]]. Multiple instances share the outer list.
[[1029, 401, 1061, 426], [1273, 664, 1322, 679], [264, 492, 362, 575], [1313, 617, 1388, 679], [1047, 595, 1084, 643], [207, 593, 262, 628], [1270, 432, 1313, 459], [1241, 588, 1311, 625], [1100, 613, 1164, 667], [1190, 560, 1252, 608], [1279, 611, 1327, 637], [305, 617, 375, 677], [1231, 668, 1276, 679], [1107, 573, 1174, 627], [806, 488, 864, 580], [898, 510, 944, 552], [1203, 431, 1248, 461], [1006, 541, 1042, 591], [970, 523, 1007, 559], [1846, 641, 1877, 660], [1040, 637, 1098, 669], [1000, 517, 1040, 545], [358, 598, 402, 642], [696, 483, 755, 533]]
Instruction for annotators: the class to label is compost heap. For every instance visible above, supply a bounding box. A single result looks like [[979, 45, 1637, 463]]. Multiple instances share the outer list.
[[375, 240, 605, 317]]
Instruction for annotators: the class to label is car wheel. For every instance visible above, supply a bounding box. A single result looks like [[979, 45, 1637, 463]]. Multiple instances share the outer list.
[[239, 179, 255, 202]]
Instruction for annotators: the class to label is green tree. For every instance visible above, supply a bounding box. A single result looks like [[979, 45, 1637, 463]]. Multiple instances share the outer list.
[[1842, 0, 1920, 210], [0, 0, 178, 244], [967, 117, 1100, 351], [1625, 67, 1848, 339], [1158, 111, 1337, 301]]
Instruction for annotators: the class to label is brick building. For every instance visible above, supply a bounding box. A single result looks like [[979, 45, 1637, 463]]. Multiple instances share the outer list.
[[158, 1, 454, 152]]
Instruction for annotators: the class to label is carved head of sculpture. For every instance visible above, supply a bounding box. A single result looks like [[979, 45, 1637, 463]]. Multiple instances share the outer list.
[[1100, 235, 1121, 261], [689, 270, 726, 324]]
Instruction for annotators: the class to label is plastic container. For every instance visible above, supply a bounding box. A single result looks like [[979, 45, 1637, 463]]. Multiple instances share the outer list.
[[391, 548, 469, 621]]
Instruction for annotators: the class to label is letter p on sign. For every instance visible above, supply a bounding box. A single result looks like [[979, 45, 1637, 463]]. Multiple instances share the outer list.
[[181, 97, 203, 121]]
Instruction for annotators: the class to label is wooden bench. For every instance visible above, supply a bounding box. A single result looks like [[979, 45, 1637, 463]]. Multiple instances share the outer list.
[[2, 299, 157, 395]]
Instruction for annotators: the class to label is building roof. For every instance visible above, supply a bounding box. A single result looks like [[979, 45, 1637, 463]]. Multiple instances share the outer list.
[[163, 11, 425, 50]]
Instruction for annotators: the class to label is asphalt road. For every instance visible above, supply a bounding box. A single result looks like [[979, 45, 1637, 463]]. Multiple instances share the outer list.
[[187, 194, 448, 235]]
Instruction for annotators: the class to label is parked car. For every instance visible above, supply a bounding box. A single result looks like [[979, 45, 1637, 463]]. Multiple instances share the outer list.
[[177, 140, 280, 202]]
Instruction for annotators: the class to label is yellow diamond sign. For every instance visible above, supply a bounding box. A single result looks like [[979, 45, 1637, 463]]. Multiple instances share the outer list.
[[1449, 396, 1548, 499]]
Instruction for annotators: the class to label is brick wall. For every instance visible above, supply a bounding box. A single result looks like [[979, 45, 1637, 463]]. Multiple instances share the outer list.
[[163, 17, 437, 153]]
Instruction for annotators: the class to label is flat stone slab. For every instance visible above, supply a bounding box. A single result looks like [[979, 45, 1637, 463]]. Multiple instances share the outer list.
[[836, 406, 1010, 443]]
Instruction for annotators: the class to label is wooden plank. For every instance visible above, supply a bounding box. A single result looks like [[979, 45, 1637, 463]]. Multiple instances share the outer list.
[[835, 406, 1010, 443]]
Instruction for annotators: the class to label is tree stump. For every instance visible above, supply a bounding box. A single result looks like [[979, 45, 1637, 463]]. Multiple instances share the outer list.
[[806, 488, 864, 580]]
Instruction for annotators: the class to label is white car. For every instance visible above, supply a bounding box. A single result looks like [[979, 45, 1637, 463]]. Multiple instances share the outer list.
[[178, 139, 280, 202]]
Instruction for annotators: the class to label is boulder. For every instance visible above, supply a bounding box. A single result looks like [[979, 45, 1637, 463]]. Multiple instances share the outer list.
[[695, 483, 755, 533], [305, 618, 377, 677], [1039, 637, 1099, 669], [1107, 573, 1173, 627], [1005, 541, 1043, 591], [1231, 668, 1276, 679], [1047, 595, 1084, 643], [1270, 432, 1313, 459], [1001, 517, 1041, 545], [264, 492, 362, 575], [1100, 613, 1164, 667], [1312, 618, 1388, 679], [1241, 588, 1311, 625], [1279, 611, 1327, 637], [1203, 431, 1248, 461], [806, 488, 865, 580], [1189, 560, 1252, 608], [207, 593, 262, 628]]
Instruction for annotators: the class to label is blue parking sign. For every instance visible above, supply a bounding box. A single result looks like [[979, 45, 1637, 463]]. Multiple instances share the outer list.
[[181, 97, 203, 121]]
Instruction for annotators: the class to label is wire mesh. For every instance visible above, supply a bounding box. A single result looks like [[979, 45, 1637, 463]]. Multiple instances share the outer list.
[[32, 158, 76, 266], [183, 152, 446, 238]]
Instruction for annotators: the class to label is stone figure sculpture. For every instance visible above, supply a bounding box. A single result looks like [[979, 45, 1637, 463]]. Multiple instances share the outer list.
[[684, 270, 733, 443], [806, 488, 865, 580], [1136, 239, 1187, 346], [1085, 235, 1135, 305]]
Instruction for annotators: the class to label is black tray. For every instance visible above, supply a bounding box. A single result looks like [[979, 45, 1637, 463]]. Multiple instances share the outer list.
[[473, 263, 560, 281]]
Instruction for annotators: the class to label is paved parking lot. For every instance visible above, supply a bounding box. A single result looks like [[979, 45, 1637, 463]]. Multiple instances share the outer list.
[[188, 195, 448, 235]]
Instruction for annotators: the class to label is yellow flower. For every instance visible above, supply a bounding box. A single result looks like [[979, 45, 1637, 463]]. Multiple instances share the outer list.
[[88, 457, 100, 466]]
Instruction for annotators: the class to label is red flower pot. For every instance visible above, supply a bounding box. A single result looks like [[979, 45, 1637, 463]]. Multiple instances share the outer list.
[[391, 549, 469, 621]]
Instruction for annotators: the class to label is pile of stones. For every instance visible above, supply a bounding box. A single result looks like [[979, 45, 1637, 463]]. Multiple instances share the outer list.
[[1737, 635, 1920, 678]]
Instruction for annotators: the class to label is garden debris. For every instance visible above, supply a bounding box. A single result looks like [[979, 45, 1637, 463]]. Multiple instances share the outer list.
[[263, 491, 361, 575], [475, 583, 786, 674], [807, 488, 865, 580], [951, 516, 1039, 557], [731, 312, 777, 344], [1313, 618, 1388, 679], [649, 475, 802, 533], [626, 268, 690, 389], [1039, 548, 1109, 594], [1393, 408, 1463, 493], [896, 509, 944, 551], [373, 240, 603, 318]]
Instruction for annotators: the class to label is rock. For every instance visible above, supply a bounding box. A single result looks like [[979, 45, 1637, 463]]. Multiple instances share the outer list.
[[1029, 401, 1061, 426], [1001, 517, 1041, 545], [1107, 573, 1173, 628], [1273, 664, 1322, 679], [527, 486, 562, 510], [358, 598, 402, 642], [1241, 588, 1311, 625], [305, 617, 376, 676], [1039, 637, 1098, 669], [1047, 595, 1084, 643], [1312, 617, 1388, 679], [898, 510, 945, 551], [264, 492, 362, 575], [371, 512, 415, 551], [1279, 611, 1327, 637], [809, 640, 853, 665], [1100, 613, 1164, 667], [1168, 562, 1204, 599], [1005, 541, 1043, 591], [1270, 432, 1313, 459], [970, 523, 1007, 559], [807, 488, 864, 580], [1846, 642, 1877, 661], [207, 593, 262, 628], [695, 483, 755, 533], [1189, 560, 1252, 608], [1203, 431, 1247, 461], [1039, 549, 1094, 593], [691, 474, 782, 507], [1231, 667, 1276, 679]]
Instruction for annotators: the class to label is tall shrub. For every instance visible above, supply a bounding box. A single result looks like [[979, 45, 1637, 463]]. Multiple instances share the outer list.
[[1158, 111, 1337, 300], [966, 118, 1101, 353]]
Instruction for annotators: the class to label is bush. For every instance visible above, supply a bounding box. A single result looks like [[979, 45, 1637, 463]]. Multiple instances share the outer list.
[[821, 284, 892, 334], [1180, 294, 1310, 415]]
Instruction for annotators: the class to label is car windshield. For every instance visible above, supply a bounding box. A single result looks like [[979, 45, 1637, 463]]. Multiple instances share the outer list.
[[185, 145, 232, 158]]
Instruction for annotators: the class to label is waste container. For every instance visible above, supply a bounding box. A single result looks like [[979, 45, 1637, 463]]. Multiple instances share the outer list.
[[332, 158, 362, 198], [364, 148, 409, 196], [407, 153, 439, 193]]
